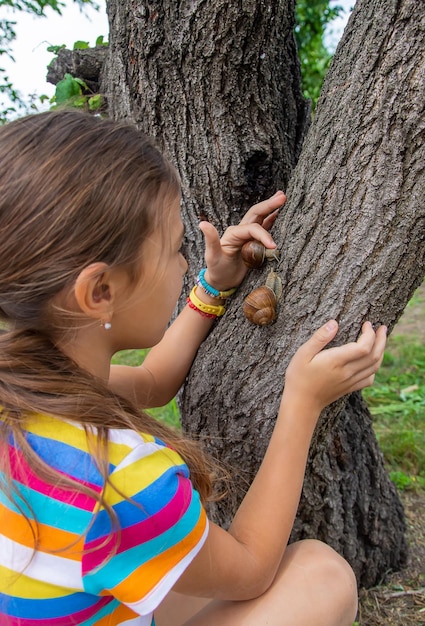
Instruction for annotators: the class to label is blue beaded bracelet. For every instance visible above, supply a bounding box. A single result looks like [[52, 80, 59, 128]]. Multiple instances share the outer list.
[[197, 268, 237, 299]]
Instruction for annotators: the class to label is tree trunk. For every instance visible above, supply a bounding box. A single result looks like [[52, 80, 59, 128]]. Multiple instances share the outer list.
[[292, 392, 407, 588], [103, 0, 309, 282], [103, 0, 425, 586]]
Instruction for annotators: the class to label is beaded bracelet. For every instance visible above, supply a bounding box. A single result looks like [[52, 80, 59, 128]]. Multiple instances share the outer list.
[[197, 268, 238, 299], [188, 286, 226, 317]]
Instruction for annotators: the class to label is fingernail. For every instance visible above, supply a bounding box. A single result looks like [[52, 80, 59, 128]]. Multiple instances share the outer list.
[[325, 320, 337, 332]]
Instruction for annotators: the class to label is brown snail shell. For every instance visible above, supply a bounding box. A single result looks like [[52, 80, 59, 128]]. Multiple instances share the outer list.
[[243, 271, 283, 326], [243, 285, 277, 326], [241, 240, 280, 269]]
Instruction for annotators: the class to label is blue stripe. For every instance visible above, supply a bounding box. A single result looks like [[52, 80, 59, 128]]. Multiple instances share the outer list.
[[0, 474, 36, 518], [85, 464, 186, 539], [23, 432, 113, 487], [0, 590, 104, 619], [83, 490, 202, 594]]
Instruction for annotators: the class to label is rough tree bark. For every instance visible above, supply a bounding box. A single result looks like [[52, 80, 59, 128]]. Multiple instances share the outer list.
[[102, 0, 425, 587], [103, 0, 309, 265], [47, 46, 107, 94]]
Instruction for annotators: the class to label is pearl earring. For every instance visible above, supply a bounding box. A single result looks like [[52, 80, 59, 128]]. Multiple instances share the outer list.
[[103, 322, 112, 330]]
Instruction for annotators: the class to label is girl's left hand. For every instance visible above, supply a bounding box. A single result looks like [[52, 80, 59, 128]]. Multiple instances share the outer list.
[[200, 190, 286, 291]]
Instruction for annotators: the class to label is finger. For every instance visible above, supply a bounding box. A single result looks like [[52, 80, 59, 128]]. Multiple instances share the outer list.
[[262, 209, 279, 232], [337, 324, 387, 383], [348, 321, 387, 364], [373, 324, 388, 363], [240, 190, 286, 225], [295, 320, 339, 362], [356, 321, 378, 348], [354, 325, 387, 373], [325, 322, 383, 371], [199, 221, 222, 260], [349, 373, 377, 393], [221, 222, 277, 250]]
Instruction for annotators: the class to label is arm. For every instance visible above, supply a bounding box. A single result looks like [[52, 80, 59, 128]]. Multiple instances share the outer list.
[[109, 191, 286, 407], [172, 320, 387, 600], [109, 303, 217, 407]]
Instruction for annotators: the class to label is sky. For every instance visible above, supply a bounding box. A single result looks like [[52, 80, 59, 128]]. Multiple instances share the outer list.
[[2, 0, 354, 108], [2, 1, 109, 104]]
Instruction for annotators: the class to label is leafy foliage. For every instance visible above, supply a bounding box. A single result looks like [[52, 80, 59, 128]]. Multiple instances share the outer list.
[[50, 71, 103, 111], [48, 33, 108, 112], [295, 0, 344, 109], [1, 1, 64, 15], [2, 1, 346, 121], [0, 0, 97, 122]]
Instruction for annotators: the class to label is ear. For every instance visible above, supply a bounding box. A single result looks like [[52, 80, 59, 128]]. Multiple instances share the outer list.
[[74, 262, 115, 323]]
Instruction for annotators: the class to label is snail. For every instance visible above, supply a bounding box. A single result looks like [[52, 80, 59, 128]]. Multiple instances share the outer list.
[[243, 270, 282, 326], [241, 240, 280, 269]]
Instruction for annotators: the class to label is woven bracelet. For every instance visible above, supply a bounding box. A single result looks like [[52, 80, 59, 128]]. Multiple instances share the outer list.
[[197, 268, 237, 299]]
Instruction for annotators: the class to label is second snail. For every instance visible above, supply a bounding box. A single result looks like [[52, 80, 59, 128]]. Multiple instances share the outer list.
[[241, 241, 283, 327]]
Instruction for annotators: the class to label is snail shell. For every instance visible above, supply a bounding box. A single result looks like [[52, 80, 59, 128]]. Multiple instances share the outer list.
[[243, 285, 277, 326], [241, 240, 280, 269]]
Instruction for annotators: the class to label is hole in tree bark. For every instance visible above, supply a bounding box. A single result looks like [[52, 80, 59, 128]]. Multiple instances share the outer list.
[[244, 150, 272, 196]]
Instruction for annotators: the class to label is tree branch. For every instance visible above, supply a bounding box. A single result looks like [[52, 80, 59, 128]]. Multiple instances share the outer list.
[[46, 46, 108, 93]]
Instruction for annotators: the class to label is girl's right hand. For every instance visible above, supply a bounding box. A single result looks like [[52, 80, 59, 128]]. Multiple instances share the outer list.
[[283, 320, 387, 415]]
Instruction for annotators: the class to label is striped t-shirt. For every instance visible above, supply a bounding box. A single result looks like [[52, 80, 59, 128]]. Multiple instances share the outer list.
[[0, 413, 208, 625]]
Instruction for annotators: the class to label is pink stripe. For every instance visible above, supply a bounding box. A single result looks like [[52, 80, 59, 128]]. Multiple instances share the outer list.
[[82, 475, 192, 573], [8, 445, 101, 511], [3, 595, 113, 625]]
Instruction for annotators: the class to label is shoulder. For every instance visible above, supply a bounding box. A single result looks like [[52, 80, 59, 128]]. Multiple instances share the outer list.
[[107, 428, 188, 475], [103, 429, 194, 518], [82, 428, 208, 613]]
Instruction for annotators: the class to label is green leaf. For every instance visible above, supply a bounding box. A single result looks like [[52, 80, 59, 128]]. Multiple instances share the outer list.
[[95, 34, 108, 46], [73, 40, 89, 50], [88, 93, 102, 110], [54, 72, 82, 104], [73, 95, 88, 108], [46, 43, 65, 54], [73, 76, 88, 90]]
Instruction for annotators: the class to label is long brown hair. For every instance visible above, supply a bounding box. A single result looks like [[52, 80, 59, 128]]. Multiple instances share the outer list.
[[0, 111, 216, 547]]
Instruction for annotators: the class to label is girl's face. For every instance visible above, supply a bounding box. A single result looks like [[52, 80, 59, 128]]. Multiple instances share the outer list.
[[112, 195, 188, 350]]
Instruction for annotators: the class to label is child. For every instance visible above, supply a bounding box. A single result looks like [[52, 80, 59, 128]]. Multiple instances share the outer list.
[[0, 110, 386, 626]]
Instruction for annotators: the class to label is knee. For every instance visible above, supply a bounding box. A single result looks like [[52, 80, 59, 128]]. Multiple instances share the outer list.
[[286, 539, 358, 625]]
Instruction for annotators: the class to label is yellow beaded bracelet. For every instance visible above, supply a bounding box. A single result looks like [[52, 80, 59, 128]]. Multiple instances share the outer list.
[[188, 286, 226, 317]]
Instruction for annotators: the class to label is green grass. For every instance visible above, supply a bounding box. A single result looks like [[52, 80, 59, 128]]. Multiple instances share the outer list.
[[111, 349, 148, 368], [363, 336, 425, 492], [111, 349, 181, 429]]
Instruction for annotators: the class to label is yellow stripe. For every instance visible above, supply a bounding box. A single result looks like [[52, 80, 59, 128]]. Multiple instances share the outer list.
[[0, 563, 78, 599], [23, 414, 141, 466], [102, 447, 185, 506]]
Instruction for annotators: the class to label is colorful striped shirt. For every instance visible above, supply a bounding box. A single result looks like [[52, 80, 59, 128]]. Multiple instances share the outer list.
[[0, 413, 208, 625]]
